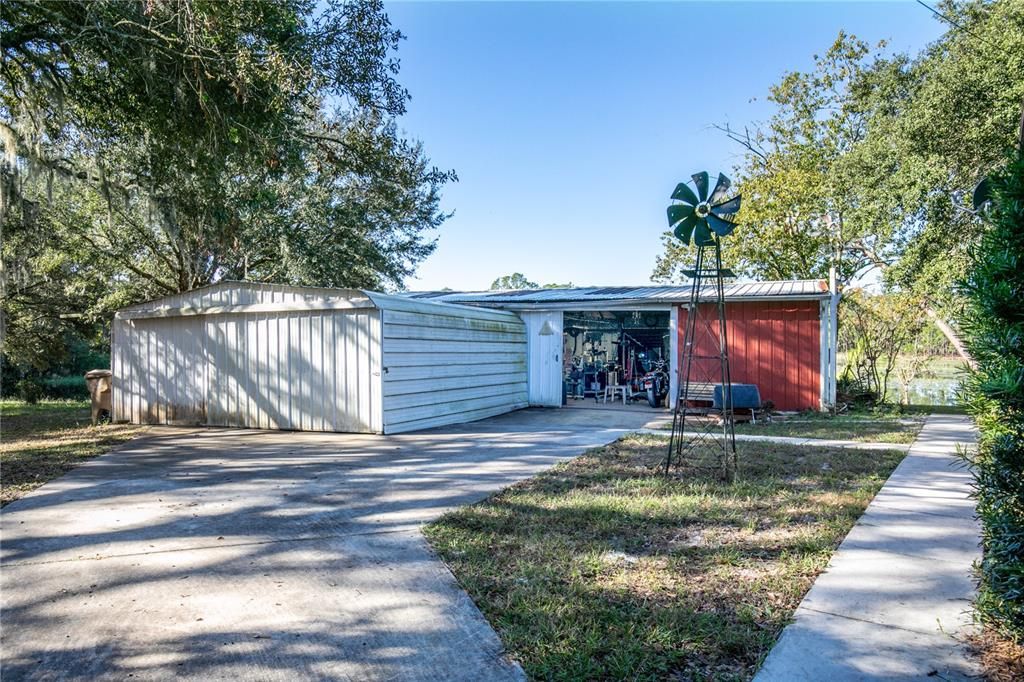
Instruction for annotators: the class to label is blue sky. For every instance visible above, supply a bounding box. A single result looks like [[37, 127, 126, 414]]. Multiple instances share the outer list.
[[383, 1, 946, 291]]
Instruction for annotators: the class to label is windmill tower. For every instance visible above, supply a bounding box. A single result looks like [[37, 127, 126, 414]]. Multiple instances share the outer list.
[[663, 172, 742, 482]]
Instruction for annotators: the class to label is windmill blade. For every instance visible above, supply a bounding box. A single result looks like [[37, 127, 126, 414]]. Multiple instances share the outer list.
[[694, 222, 714, 246], [709, 173, 731, 204], [673, 214, 699, 244], [691, 171, 709, 202], [665, 170, 738, 248], [667, 204, 695, 228], [710, 195, 741, 216], [671, 181, 699, 206], [707, 213, 737, 237]]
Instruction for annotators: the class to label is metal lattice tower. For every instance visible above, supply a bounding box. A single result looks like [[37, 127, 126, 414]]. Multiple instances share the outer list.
[[663, 239, 737, 481], [661, 172, 742, 482]]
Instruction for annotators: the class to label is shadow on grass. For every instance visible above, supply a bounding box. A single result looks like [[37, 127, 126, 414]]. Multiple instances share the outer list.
[[426, 436, 908, 681], [1, 401, 142, 506], [733, 407, 931, 444]]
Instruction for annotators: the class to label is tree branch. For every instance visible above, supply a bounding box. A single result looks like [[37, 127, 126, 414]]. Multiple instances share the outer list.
[[713, 123, 769, 162]]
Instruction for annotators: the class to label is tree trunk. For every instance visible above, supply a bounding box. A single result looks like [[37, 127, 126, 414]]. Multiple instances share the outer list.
[[923, 306, 975, 369]]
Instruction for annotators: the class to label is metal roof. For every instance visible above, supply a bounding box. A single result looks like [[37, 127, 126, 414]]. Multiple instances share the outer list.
[[118, 279, 830, 318], [116, 280, 522, 321], [406, 280, 828, 307]]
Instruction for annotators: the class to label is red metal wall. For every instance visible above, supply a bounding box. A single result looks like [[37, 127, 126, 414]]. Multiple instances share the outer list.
[[677, 301, 821, 411]]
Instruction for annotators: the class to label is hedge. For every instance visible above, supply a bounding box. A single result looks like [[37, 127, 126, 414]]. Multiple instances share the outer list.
[[959, 153, 1024, 642], [2, 375, 90, 401]]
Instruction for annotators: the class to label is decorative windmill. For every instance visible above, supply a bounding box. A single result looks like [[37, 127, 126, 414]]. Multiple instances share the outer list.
[[663, 172, 742, 481]]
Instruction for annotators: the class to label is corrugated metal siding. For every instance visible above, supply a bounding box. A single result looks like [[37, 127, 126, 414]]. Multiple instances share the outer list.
[[112, 307, 383, 433], [113, 282, 528, 435], [378, 296, 528, 434], [676, 301, 821, 411]]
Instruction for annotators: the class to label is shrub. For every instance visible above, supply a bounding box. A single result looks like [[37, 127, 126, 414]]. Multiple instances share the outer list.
[[14, 378, 44, 404], [959, 154, 1024, 642], [836, 372, 878, 406], [41, 376, 90, 400]]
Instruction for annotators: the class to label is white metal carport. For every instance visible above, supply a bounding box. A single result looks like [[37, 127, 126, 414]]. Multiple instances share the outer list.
[[112, 282, 528, 434]]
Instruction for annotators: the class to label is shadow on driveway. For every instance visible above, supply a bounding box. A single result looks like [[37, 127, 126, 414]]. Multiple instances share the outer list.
[[1, 407, 657, 681]]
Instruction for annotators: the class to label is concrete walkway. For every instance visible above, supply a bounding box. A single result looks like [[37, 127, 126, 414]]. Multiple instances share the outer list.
[[635, 427, 913, 452], [1, 408, 657, 681], [754, 413, 982, 681]]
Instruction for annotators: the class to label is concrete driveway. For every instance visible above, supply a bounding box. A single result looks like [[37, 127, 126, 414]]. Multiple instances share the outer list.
[[1, 407, 659, 681]]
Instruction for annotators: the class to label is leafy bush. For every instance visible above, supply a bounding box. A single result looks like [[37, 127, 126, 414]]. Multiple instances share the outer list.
[[14, 379, 44, 404], [836, 373, 878, 407], [3, 374, 91, 401], [959, 154, 1024, 642], [41, 376, 90, 400]]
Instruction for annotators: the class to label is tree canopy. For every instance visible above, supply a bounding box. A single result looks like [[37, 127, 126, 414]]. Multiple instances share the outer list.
[[1, 0, 454, 371], [490, 273, 538, 290], [489, 273, 573, 290], [653, 0, 1024, 354]]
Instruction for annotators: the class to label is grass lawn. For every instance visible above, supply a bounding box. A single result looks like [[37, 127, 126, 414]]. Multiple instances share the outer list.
[[732, 407, 931, 444], [0, 400, 141, 506], [425, 434, 905, 681]]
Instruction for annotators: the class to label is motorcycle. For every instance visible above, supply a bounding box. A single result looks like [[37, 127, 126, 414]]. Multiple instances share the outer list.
[[640, 359, 669, 408]]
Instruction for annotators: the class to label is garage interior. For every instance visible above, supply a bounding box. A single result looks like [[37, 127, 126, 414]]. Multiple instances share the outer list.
[[562, 310, 670, 407]]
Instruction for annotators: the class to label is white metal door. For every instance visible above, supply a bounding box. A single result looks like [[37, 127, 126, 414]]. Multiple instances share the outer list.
[[522, 311, 563, 407]]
